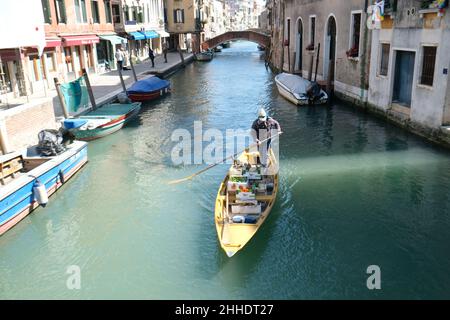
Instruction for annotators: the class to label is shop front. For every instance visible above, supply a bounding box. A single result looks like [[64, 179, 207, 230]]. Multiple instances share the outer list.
[[0, 48, 27, 100], [128, 31, 146, 62], [24, 37, 62, 94], [157, 30, 170, 55], [61, 34, 99, 80], [97, 34, 128, 73], [141, 30, 160, 55]]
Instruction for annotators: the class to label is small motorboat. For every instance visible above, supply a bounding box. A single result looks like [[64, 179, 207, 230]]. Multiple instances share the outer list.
[[215, 148, 279, 257], [257, 45, 265, 51], [63, 102, 141, 141], [275, 72, 328, 106], [127, 76, 171, 102], [195, 51, 214, 62], [213, 46, 223, 52], [57, 71, 142, 141], [222, 42, 231, 48]]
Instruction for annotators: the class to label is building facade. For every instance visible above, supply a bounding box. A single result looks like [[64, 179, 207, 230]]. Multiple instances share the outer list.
[[368, 0, 450, 130], [116, 0, 168, 62], [40, 0, 125, 81], [165, 0, 204, 52], [269, 0, 371, 105]]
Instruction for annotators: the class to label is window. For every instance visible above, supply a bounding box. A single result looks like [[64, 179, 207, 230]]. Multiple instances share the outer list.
[[379, 43, 390, 76], [349, 12, 362, 57], [137, 6, 144, 23], [420, 46, 437, 86], [74, 0, 87, 23], [54, 0, 66, 23], [174, 9, 184, 23], [132, 6, 138, 21], [41, 0, 51, 23], [310, 16, 316, 47], [91, 0, 100, 23], [124, 5, 130, 21], [112, 4, 121, 24], [104, 0, 112, 23]]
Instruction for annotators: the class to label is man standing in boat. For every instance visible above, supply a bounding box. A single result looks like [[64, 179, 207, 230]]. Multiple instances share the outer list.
[[251, 108, 281, 167]]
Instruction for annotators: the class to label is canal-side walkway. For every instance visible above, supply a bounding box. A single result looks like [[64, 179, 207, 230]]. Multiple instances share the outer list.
[[0, 52, 193, 115], [53, 52, 194, 117]]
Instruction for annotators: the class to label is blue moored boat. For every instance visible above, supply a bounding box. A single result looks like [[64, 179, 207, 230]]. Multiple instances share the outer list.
[[0, 141, 88, 236], [127, 76, 171, 102]]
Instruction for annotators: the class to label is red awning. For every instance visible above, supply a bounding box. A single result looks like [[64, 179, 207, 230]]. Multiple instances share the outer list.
[[46, 38, 61, 48], [62, 35, 99, 47], [0, 49, 21, 62]]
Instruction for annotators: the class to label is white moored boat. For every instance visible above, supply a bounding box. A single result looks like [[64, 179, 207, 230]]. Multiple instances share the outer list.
[[275, 72, 328, 106]]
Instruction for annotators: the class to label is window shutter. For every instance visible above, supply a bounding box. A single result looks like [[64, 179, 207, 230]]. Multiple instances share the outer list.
[[181, 9, 185, 23], [174, 9, 177, 22]]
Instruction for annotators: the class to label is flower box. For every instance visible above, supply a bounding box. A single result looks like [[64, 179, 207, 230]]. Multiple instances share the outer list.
[[346, 47, 359, 58]]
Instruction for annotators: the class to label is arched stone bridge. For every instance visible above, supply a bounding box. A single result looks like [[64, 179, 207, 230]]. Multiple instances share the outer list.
[[201, 29, 270, 51]]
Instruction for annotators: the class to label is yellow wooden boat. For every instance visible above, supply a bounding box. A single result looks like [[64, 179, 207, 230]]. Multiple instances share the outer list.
[[214, 148, 279, 257]]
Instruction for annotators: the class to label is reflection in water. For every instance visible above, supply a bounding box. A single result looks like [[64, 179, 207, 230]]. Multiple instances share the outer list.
[[1, 41, 450, 299]]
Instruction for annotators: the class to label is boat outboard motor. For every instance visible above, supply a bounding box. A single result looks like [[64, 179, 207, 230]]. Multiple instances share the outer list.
[[306, 82, 322, 104], [117, 92, 131, 104], [37, 129, 66, 156]]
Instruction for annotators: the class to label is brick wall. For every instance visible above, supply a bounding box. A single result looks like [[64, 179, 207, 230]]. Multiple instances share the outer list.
[[0, 99, 58, 153]]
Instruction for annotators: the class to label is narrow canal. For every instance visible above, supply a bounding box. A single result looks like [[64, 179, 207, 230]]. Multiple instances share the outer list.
[[1, 41, 450, 299]]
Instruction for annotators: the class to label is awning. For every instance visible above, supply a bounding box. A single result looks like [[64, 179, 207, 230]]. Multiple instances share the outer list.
[[99, 35, 128, 45], [129, 31, 146, 41], [158, 30, 170, 38], [140, 30, 159, 39], [0, 49, 20, 62], [45, 37, 61, 48], [62, 35, 99, 46]]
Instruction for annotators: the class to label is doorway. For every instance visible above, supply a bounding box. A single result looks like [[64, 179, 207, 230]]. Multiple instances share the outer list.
[[294, 18, 303, 73], [324, 16, 336, 82], [393, 51, 415, 107]]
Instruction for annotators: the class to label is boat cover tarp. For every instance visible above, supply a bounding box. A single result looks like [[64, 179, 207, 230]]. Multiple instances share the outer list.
[[63, 119, 88, 129], [276, 73, 310, 97], [127, 77, 170, 94], [59, 76, 90, 114]]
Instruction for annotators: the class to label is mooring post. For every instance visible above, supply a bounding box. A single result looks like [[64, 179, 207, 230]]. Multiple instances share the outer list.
[[327, 59, 334, 95], [53, 77, 70, 118], [314, 43, 321, 83], [177, 44, 186, 67], [82, 68, 97, 110], [117, 67, 127, 93], [129, 56, 138, 82]]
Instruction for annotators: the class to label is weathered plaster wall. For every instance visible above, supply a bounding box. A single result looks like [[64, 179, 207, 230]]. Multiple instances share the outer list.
[[368, 7, 450, 129], [272, 0, 371, 103]]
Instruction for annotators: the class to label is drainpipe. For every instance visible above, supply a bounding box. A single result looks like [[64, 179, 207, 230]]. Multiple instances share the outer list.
[[360, 0, 370, 106], [280, 0, 285, 71]]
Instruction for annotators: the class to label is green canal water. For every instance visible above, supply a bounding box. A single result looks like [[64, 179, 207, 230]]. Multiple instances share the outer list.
[[1, 41, 450, 299]]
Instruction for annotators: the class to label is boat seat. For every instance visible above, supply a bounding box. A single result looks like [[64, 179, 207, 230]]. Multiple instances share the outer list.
[[0, 154, 24, 185]]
